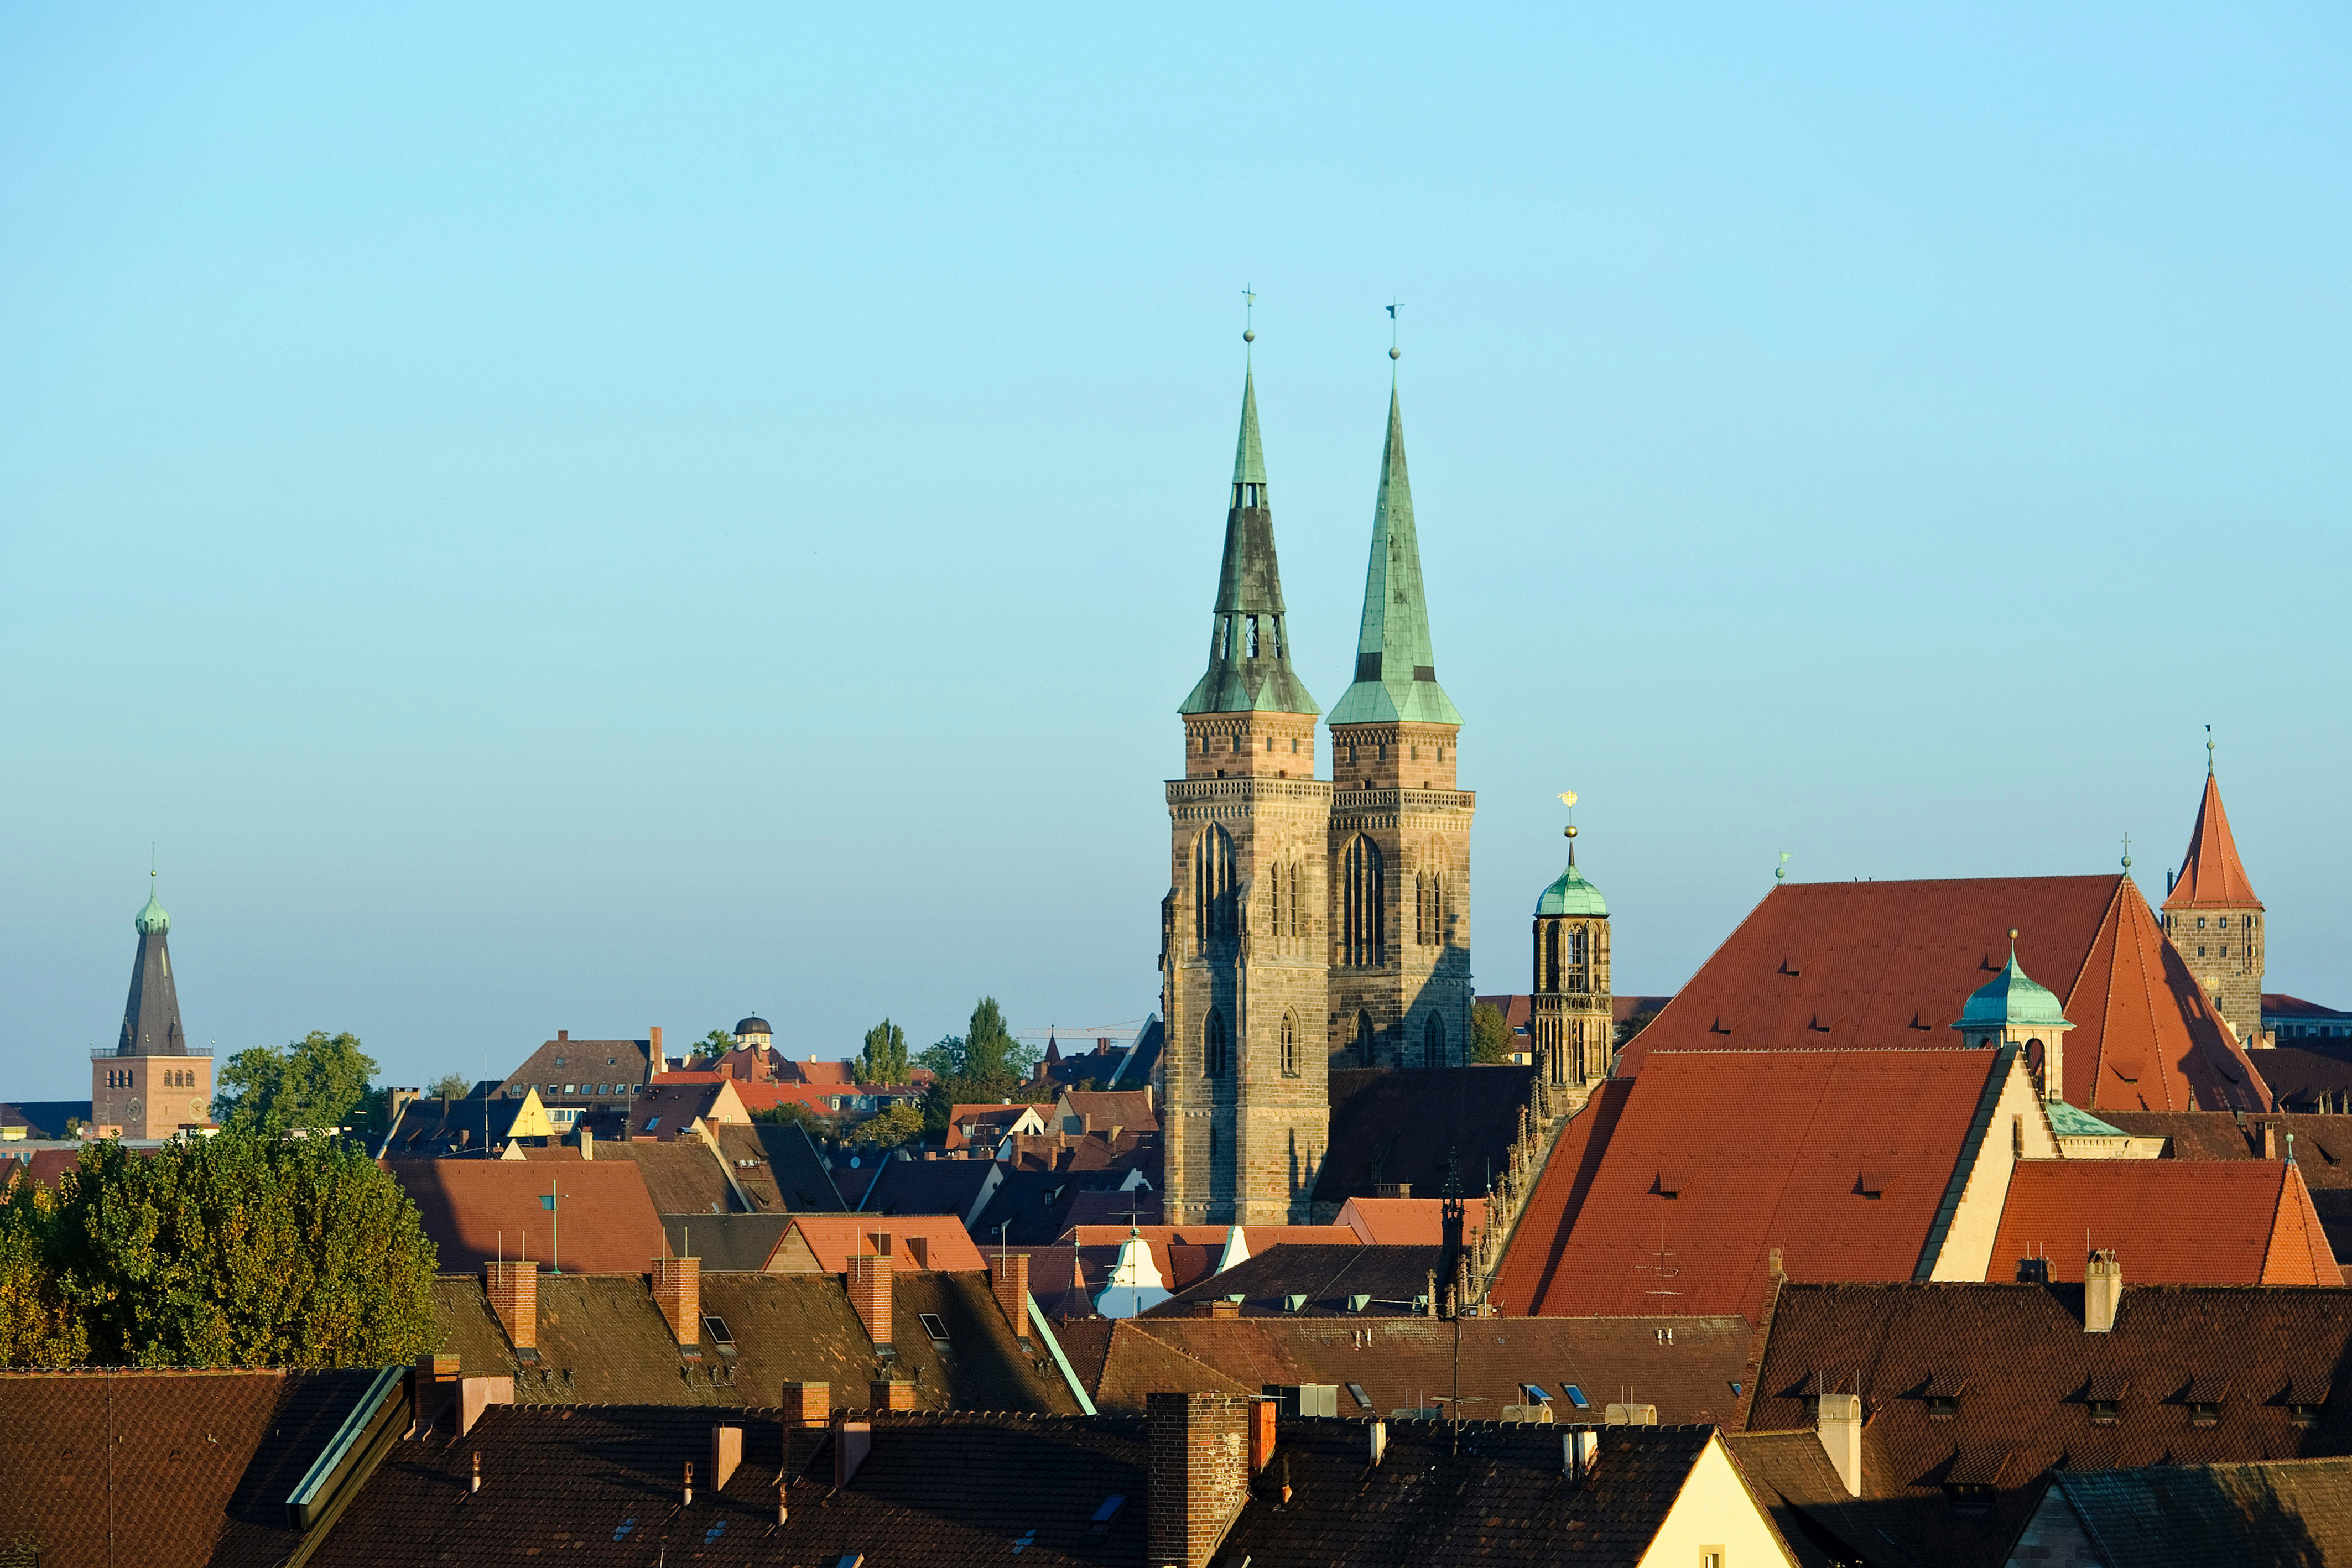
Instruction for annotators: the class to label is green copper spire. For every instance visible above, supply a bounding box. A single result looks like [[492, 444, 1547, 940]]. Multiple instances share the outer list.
[[136, 878, 169, 935], [1328, 384, 1460, 726], [1178, 367, 1318, 717]]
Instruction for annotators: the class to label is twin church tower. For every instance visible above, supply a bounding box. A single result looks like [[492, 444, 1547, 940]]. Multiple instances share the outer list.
[[1160, 355, 1475, 1224]]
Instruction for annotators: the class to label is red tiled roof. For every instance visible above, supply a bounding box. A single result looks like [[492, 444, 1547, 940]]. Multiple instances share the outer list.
[[731, 1082, 851, 1117], [1616, 874, 2267, 1111], [2165, 772, 2262, 910], [778, 1058, 857, 1086], [389, 1159, 667, 1274], [779, 1215, 986, 1273], [1492, 1050, 2010, 1319], [1987, 1160, 2336, 1285], [1335, 1196, 1490, 1245]]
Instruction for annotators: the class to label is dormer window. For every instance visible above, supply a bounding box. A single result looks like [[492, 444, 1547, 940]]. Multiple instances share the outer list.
[[1927, 1394, 1958, 1419], [2090, 1399, 2120, 1424], [2190, 1401, 2221, 1427]]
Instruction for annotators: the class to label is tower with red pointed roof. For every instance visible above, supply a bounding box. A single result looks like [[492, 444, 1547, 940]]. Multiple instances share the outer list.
[[2162, 736, 2266, 1046]]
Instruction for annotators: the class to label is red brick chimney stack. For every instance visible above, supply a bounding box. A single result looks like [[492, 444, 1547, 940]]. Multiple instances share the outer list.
[[847, 1252, 894, 1350], [1148, 1392, 1253, 1568], [485, 1261, 538, 1351], [990, 1251, 1032, 1342], [652, 1255, 701, 1347], [782, 1381, 830, 1426], [871, 1378, 918, 1411]]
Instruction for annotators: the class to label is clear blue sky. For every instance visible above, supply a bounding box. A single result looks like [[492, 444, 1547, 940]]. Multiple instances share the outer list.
[[5, 4, 2346, 1098]]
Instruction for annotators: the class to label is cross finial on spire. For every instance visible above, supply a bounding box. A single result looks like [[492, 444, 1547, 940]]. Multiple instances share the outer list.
[[1385, 299, 1403, 375], [1242, 284, 1257, 355], [2121, 832, 2132, 872], [2207, 724, 2215, 776]]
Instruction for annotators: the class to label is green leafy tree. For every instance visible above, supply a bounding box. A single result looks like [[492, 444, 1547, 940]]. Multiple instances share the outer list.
[[1471, 1002, 1517, 1065], [213, 1031, 379, 1132], [918, 998, 1047, 1133], [425, 1073, 473, 1100], [0, 1177, 87, 1366], [751, 1101, 830, 1136], [8, 1131, 437, 1368], [695, 1028, 737, 1067], [856, 1019, 910, 1085], [851, 1102, 924, 1148]]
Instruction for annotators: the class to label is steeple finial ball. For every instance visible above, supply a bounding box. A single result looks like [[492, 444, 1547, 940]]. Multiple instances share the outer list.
[[2009, 928, 2020, 940], [1564, 825, 1578, 838], [1389, 346, 1401, 360], [1242, 329, 1255, 343]]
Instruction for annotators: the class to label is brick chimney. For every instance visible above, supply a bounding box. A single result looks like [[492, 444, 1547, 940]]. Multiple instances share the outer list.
[[2264, 1122, 2280, 1159], [653, 1256, 701, 1347], [1192, 1298, 1241, 1320], [847, 1252, 894, 1350], [2085, 1249, 2122, 1333], [1816, 1392, 1862, 1496], [485, 1260, 538, 1351], [782, 1381, 830, 1426], [1147, 1392, 1252, 1568], [871, 1378, 918, 1411], [649, 1025, 665, 1076], [990, 1251, 1032, 1343]]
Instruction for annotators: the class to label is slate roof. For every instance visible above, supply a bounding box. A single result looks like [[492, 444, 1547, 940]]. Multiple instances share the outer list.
[[1144, 1242, 1444, 1317], [2051, 1454, 2352, 1566], [860, 1155, 999, 1222], [380, 1090, 529, 1157], [968, 1166, 1133, 1247], [430, 1269, 1077, 1414], [1088, 1313, 1752, 1426], [1989, 1158, 2338, 1284], [1314, 1065, 1538, 1205], [709, 1122, 842, 1212], [627, 1081, 747, 1139], [658, 1213, 790, 1272], [1739, 1279, 2352, 1568], [390, 1159, 666, 1274], [523, 1138, 737, 1215], [2165, 770, 2262, 909], [1615, 875, 2268, 1112], [1178, 368, 1319, 717], [0, 1367, 386, 1568], [2243, 1047, 2352, 1112], [117, 915, 188, 1055], [1338, 1195, 1490, 1244], [1493, 1050, 2012, 1319]]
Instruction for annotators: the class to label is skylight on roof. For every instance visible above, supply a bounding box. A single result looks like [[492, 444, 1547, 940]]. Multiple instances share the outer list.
[[1563, 1385, 1590, 1410], [919, 1312, 950, 1344], [1090, 1495, 1127, 1524], [1345, 1383, 1372, 1410], [646, 1117, 660, 1130], [701, 1314, 733, 1346], [1524, 1383, 1552, 1402]]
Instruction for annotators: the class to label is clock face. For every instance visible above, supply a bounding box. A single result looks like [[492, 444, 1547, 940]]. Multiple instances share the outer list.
[[126, 1098, 142, 1117], [190, 1098, 207, 1119]]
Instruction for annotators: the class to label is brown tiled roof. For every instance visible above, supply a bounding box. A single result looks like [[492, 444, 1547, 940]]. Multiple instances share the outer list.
[[430, 1269, 1076, 1413], [0, 1368, 387, 1568], [1055, 1090, 1159, 1133], [710, 1122, 843, 1212], [2051, 1454, 2352, 1566], [1091, 1314, 1750, 1426], [1989, 1159, 2338, 1284], [307, 1405, 1135, 1568], [2096, 1109, 2263, 1160], [861, 1156, 998, 1221], [524, 1137, 736, 1216], [382, 1091, 528, 1157], [658, 1213, 789, 1272], [1616, 875, 2269, 1112], [1724, 1429, 1920, 1568], [501, 1034, 654, 1101], [778, 1057, 858, 1086], [1314, 1065, 1539, 1205], [1144, 1243, 1443, 1317], [1477, 994, 1675, 1032], [1740, 1279, 2352, 1568], [2244, 1048, 2352, 1112], [391, 1158, 665, 1274], [1336, 1195, 1490, 1244], [627, 1080, 747, 1139], [1493, 1050, 2010, 1318], [2164, 771, 2262, 910]]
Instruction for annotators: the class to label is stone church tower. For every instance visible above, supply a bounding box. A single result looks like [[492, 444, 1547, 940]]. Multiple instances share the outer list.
[[1161, 366, 1333, 1225], [2162, 746, 2265, 1045], [92, 878, 214, 1138], [1325, 382, 1474, 1070], [1530, 826, 1611, 1097]]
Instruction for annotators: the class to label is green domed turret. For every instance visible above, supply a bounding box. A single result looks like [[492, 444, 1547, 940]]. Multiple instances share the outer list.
[[135, 887, 170, 935], [1534, 834, 1607, 918], [1954, 937, 2069, 1032]]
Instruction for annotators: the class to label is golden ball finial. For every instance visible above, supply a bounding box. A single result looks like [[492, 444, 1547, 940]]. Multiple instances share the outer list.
[[2009, 928, 2020, 940], [1564, 825, 1579, 838]]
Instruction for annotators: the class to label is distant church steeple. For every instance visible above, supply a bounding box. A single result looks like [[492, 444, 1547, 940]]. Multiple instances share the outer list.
[[1328, 386, 1459, 727], [2162, 738, 2265, 1045], [1178, 369, 1319, 720], [119, 875, 187, 1056]]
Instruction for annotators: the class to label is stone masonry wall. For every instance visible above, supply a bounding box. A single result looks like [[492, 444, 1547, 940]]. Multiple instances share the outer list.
[[2165, 908, 2266, 1045]]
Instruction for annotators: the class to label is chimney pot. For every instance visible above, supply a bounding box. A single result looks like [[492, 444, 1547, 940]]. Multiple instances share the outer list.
[[1816, 1393, 1862, 1497], [2085, 1248, 2123, 1332]]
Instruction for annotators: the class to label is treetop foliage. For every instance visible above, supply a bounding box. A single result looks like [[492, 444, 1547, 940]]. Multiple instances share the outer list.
[[1471, 1001, 1517, 1065], [919, 997, 1045, 1133], [856, 1018, 909, 1085], [213, 1030, 378, 1133]]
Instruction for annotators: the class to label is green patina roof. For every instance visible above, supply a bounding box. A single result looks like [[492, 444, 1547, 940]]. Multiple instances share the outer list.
[[135, 888, 170, 935], [1954, 947, 2071, 1032], [1328, 386, 1460, 727], [2046, 1100, 2128, 1139], [1535, 843, 1608, 918], [1178, 368, 1318, 717]]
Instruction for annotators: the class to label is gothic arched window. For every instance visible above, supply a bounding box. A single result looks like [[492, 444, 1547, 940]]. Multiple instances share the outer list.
[[1356, 1010, 1376, 1067], [1342, 835, 1385, 968], [1423, 1013, 1446, 1069], [1194, 825, 1238, 946], [1204, 1008, 1230, 1078], [1543, 924, 1561, 991], [1281, 1011, 1298, 1077]]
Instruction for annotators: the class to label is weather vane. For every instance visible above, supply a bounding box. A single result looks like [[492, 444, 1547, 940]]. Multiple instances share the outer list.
[[1776, 851, 1791, 884], [1386, 299, 1403, 362], [1557, 790, 1578, 841], [1242, 284, 1257, 348], [2121, 832, 2132, 872]]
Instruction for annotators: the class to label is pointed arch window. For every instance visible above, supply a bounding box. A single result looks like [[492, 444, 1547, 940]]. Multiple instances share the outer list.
[[1356, 1010, 1376, 1067], [1281, 1010, 1299, 1077], [1204, 1008, 1230, 1079], [1543, 924, 1562, 991], [1194, 826, 1238, 947], [1423, 1013, 1446, 1069], [1342, 835, 1385, 968]]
